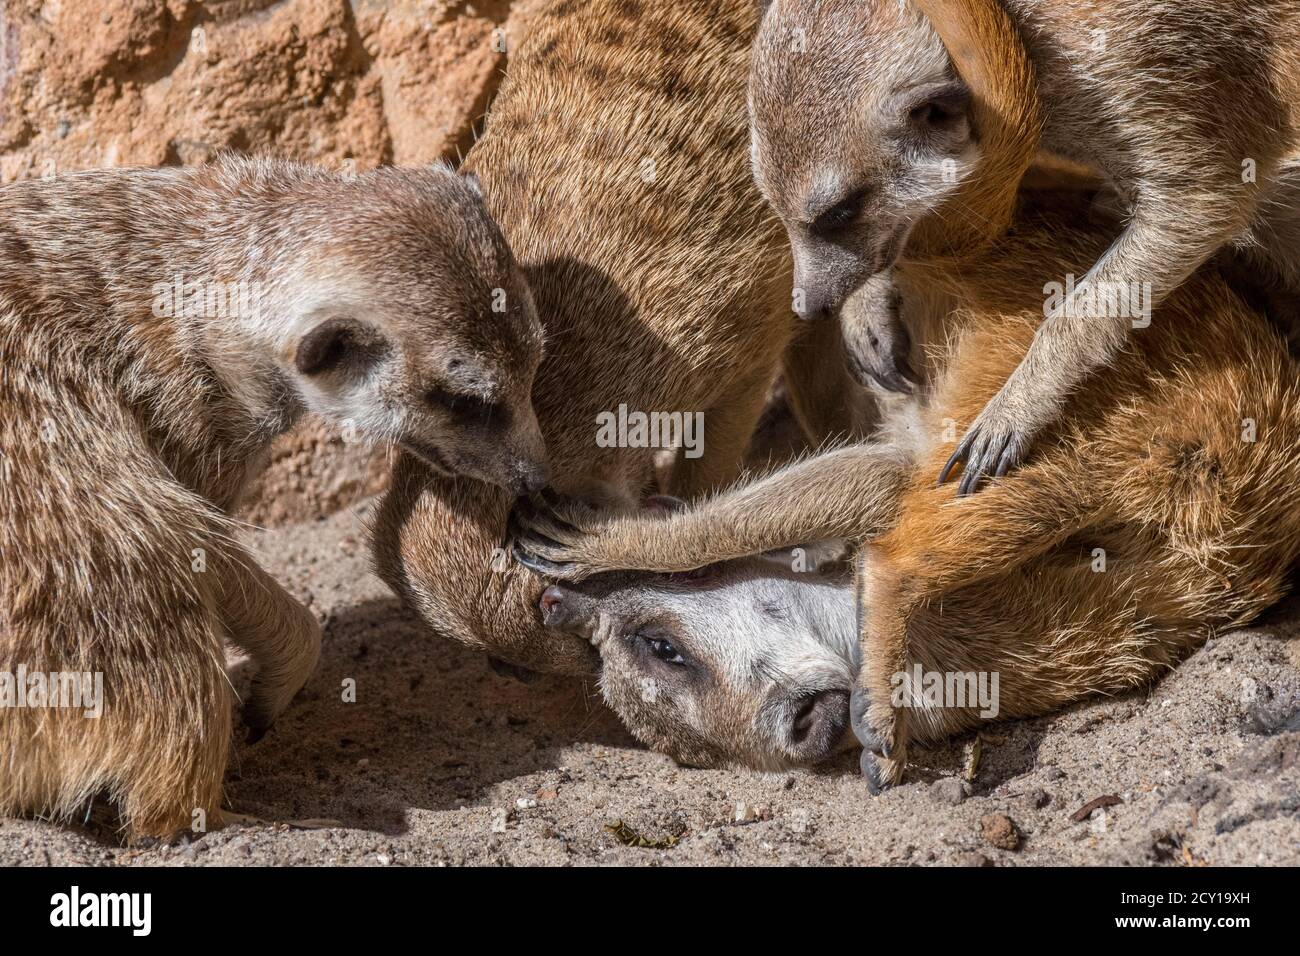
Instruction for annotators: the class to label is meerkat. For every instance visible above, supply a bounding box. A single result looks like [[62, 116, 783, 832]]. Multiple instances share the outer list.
[[748, 0, 1300, 494], [516, 175, 1300, 788], [0, 154, 547, 839], [534, 538, 859, 770], [371, 0, 874, 678], [509, 0, 1043, 579]]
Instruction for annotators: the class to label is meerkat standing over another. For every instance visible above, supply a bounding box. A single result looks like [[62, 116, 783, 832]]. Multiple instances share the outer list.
[[0, 155, 546, 839], [515, 172, 1300, 790], [749, 0, 1300, 492]]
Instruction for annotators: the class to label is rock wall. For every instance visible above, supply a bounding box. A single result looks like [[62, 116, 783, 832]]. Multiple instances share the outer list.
[[0, 0, 540, 525]]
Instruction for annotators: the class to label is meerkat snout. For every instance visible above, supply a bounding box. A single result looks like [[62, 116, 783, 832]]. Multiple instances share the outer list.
[[776, 689, 850, 763]]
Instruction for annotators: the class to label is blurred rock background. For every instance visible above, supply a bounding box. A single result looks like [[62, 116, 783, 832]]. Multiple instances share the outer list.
[[0, 0, 542, 525]]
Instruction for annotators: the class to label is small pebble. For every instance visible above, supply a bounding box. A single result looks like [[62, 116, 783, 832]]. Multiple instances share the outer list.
[[979, 813, 1021, 851], [930, 777, 967, 806]]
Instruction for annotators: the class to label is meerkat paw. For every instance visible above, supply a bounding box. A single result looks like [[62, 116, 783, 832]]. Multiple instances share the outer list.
[[842, 271, 920, 395], [938, 386, 1041, 495], [243, 613, 322, 743], [850, 668, 906, 793], [508, 492, 614, 581]]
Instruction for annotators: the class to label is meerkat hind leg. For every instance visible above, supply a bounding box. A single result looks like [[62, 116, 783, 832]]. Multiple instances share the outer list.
[[211, 546, 322, 741], [854, 458, 1097, 791]]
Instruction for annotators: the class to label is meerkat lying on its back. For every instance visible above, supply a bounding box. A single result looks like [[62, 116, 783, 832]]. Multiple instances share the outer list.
[[516, 184, 1300, 785], [749, 0, 1300, 493], [0, 155, 545, 839]]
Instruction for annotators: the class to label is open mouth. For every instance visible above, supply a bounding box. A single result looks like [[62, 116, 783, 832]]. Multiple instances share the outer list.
[[400, 438, 451, 474]]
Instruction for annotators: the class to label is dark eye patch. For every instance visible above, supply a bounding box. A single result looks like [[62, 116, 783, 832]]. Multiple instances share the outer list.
[[426, 385, 509, 428], [631, 624, 691, 669], [811, 187, 869, 237]]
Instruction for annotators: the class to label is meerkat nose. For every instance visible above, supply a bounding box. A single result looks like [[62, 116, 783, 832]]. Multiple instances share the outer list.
[[538, 586, 567, 625], [516, 459, 551, 495], [793, 285, 838, 322]]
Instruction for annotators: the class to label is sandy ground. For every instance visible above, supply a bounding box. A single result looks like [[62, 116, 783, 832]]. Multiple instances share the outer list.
[[2, 499, 1298, 867]]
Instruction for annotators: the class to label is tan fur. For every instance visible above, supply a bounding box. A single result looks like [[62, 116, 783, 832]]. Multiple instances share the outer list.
[[0, 155, 541, 839], [906, 0, 1042, 263], [511, 33, 1300, 779], [751, 0, 1300, 488], [857, 222, 1300, 786], [518, 173, 1300, 780], [372, 0, 871, 677]]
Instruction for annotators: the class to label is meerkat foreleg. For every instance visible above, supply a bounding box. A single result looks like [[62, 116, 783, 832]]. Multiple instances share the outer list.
[[854, 455, 1096, 790], [209, 546, 322, 741], [941, 198, 1258, 493], [512, 444, 910, 580]]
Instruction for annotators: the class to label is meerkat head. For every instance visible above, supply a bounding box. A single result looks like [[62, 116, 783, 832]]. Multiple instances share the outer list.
[[534, 519, 858, 769], [749, 0, 977, 321], [279, 164, 549, 495]]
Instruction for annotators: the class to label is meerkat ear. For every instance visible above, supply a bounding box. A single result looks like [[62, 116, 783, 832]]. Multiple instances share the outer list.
[[899, 77, 973, 149], [294, 317, 388, 378]]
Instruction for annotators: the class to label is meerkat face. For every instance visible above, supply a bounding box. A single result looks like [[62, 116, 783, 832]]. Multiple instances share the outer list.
[[284, 165, 550, 495], [536, 554, 858, 770], [749, 0, 978, 320]]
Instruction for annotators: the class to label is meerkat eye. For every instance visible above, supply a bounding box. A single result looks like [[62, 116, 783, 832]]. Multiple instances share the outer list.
[[425, 385, 507, 427], [812, 188, 868, 236], [641, 633, 686, 666]]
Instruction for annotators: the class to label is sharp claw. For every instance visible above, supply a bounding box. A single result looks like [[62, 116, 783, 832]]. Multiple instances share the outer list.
[[897, 354, 923, 387], [994, 444, 1018, 479], [511, 540, 572, 577], [849, 687, 874, 747], [868, 365, 913, 395], [511, 502, 576, 544], [957, 457, 980, 496], [860, 750, 883, 795], [880, 370, 914, 395], [938, 439, 969, 486]]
